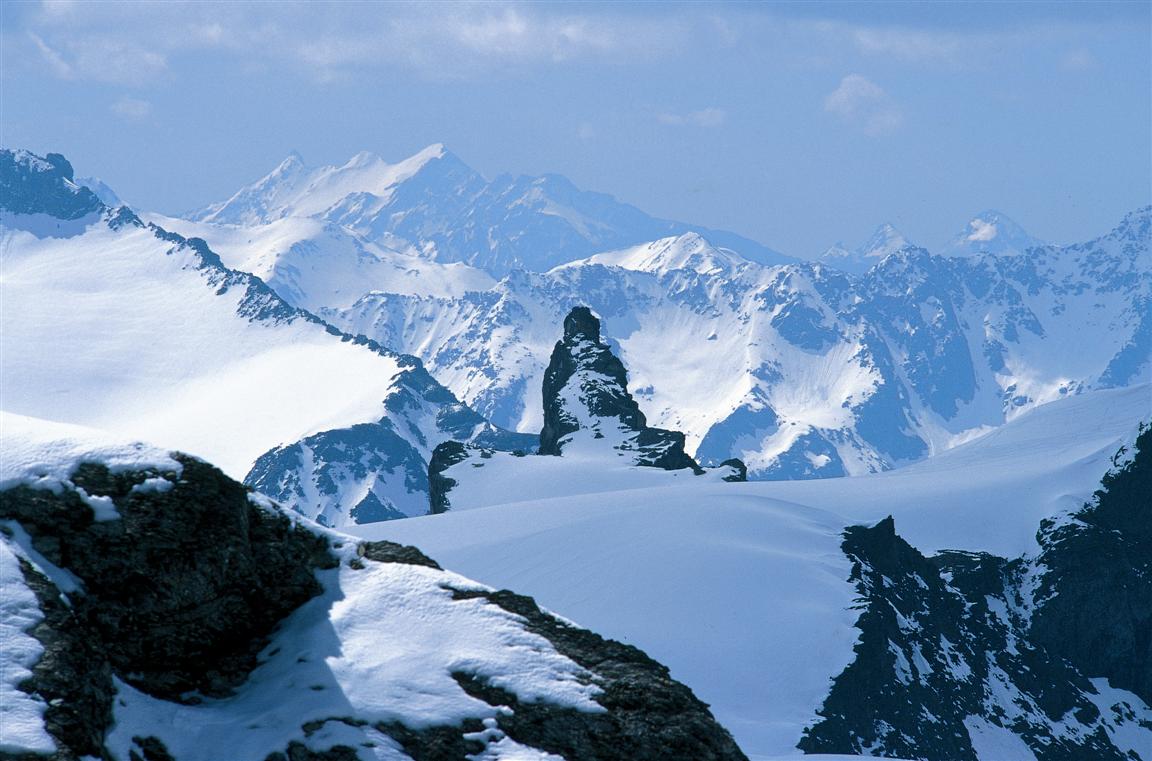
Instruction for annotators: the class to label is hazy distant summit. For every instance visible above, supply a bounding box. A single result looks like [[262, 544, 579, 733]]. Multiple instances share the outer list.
[[190, 144, 793, 275]]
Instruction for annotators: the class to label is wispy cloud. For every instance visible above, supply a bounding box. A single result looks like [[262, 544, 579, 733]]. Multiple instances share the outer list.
[[28, 29, 167, 85], [110, 95, 152, 121], [658, 108, 728, 128], [18, 2, 693, 84], [28, 32, 72, 78], [1061, 48, 1099, 71], [824, 74, 903, 136], [848, 26, 967, 63]]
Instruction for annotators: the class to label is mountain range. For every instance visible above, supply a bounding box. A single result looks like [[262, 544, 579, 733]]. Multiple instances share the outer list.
[[1, 145, 1150, 761]]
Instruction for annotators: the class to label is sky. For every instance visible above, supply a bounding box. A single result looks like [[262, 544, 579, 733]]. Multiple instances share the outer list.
[[1, 0, 1149, 257]]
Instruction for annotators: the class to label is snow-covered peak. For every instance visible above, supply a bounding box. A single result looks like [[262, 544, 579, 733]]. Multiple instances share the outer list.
[[945, 209, 1044, 257], [818, 222, 915, 274], [191, 143, 464, 226], [74, 176, 123, 208], [274, 150, 306, 173], [860, 222, 911, 258], [571, 232, 752, 276]]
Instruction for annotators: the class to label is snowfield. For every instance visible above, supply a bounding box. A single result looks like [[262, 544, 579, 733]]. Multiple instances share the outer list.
[[0, 216, 409, 478], [354, 384, 1151, 757]]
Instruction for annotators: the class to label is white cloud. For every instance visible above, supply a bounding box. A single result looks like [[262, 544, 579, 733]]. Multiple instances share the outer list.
[[1061, 48, 1099, 71], [110, 96, 152, 121], [824, 74, 903, 136], [29, 32, 72, 78], [27, 28, 167, 85], [966, 218, 1000, 242], [658, 107, 728, 128], [849, 26, 966, 63], [20, 2, 691, 83]]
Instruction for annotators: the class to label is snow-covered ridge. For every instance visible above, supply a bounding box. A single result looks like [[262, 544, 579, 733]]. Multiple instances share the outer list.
[[187, 144, 792, 274], [192, 144, 449, 227], [1, 148, 526, 524], [571, 232, 752, 276], [324, 208, 1149, 484], [818, 222, 915, 274], [0, 412, 182, 493]]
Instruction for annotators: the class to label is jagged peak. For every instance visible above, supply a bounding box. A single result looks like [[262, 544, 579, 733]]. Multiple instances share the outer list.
[[540, 306, 702, 473], [0, 148, 104, 220], [342, 150, 385, 170], [562, 305, 602, 344], [945, 209, 1043, 256], [276, 150, 306, 170]]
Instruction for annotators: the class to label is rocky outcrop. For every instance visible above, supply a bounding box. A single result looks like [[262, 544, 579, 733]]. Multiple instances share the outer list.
[[0, 456, 335, 701], [1029, 422, 1151, 703], [443, 587, 748, 761], [800, 425, 1152, 760], [539, 306, 702, 473], [2, 453, 746, 760], [0, 149, 103, 219]]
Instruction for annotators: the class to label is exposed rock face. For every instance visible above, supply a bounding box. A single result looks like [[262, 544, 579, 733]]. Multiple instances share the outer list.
[[427, 440, 472, 515], [443, 587, 748, 761], [244, 346, 537, 527], [0, 149, 103, 219], [0, 456, 335, 701], [2, 454, 746, 760], [539, 306, 702, 473], [800, 426, 1152, 760], [1029, 423, 1151, 703]]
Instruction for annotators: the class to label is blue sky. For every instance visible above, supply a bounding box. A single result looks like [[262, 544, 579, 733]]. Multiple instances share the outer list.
[[2, 0, 1149, 256]]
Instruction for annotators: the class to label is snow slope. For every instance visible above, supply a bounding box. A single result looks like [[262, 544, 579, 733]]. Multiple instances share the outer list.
[[147, 213, 494, 312], [0, 213, 404, 478], [354, 384, 1150, 757], [359, 478, 860, 758], [763, 382, 1152, 556]]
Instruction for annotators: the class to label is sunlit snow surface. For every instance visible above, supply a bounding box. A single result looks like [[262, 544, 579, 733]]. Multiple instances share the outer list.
[[106, 559, 603, 761], [0, 216, 405, 478], [354, 384, 1150, 757]]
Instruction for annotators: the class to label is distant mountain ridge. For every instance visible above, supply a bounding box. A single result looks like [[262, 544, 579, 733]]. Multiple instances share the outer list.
[[189, 145, 794, 274], [326, 209, 1150, 481], [819, 222, 915, 274]]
